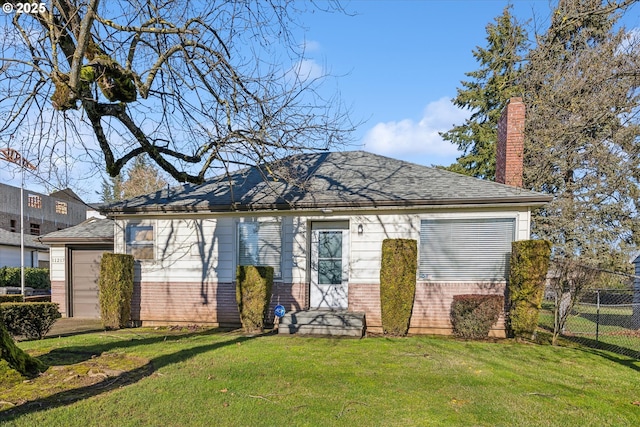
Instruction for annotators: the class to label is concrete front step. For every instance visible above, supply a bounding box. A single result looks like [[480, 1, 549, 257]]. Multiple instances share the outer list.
[[278, 309, 366, 337]]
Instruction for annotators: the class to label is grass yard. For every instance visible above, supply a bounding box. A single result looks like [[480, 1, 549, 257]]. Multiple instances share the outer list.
[[1, 328, 640, 426], [539, 302, 640, 358]]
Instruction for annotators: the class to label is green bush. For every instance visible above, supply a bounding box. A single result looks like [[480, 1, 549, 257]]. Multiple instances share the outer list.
[[450, 295, 504, 339], [380, 239, 417, 336], [99, 253, 134, 329], [0, 267, 50, 289], [236, 266, 273, 333], [507, 240, 552, 339], [0, 302, 61, 340], [0, 295, 23, 303]]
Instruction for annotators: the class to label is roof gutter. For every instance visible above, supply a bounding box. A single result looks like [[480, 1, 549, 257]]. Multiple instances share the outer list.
[[102, 195, 553, 215]]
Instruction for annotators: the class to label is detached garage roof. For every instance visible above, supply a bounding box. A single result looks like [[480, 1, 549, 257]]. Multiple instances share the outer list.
[[39, 218, 114, 244], [102, 151, 552, 214]]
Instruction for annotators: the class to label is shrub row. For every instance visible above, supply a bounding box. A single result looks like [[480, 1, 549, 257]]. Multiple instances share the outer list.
[[0, 295, 23, 303], [1, 302, 61, 340], [451, 294, 504, 339], [0, 267, 50, 290]]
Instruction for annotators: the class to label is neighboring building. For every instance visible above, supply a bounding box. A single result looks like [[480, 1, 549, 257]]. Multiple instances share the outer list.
[[0, 184, 87, 236], [0, 184, 88, 268], [0, 228, 48, 268], [47, 98, 552, 335]]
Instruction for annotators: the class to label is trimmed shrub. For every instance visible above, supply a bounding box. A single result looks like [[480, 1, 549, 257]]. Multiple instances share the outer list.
[[0, 319, 46, 377], [380, 239, 417, 336], [507, 240, 552, 339], [0, 295, 23, 303], [451, 294, 504, 339], [0, 267, 50, 290], [236, 266, 273, 333], [99, 253, 134, 329], [0, 302, 61, 340]]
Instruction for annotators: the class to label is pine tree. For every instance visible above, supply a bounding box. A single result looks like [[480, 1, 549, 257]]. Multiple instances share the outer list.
[[523, 0, 640, 269], [441, 6, 528, 179]]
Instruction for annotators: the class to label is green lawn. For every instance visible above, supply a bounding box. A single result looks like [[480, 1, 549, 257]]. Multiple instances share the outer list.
[[539, 302, 640, 358], [1, 328, 640, 426]]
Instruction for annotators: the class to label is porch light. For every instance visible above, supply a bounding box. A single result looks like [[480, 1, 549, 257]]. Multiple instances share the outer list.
[[357, 224, 364, 235]]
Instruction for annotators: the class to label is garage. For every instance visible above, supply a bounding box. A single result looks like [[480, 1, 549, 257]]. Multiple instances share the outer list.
[[39, 218, 114, 319], [70, 248, 111, 318]]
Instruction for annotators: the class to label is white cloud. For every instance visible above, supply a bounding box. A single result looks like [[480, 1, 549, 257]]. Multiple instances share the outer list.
[[292, 58, 324, 82], [363, 97, 468, 166], [301, 40, 321, 53]]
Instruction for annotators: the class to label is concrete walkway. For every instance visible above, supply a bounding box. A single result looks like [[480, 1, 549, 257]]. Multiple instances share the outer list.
[[46, 317, 105, 337]]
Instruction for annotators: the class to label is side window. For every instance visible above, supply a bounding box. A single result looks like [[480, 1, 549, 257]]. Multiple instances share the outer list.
[[126, 224, 155, 260], [237, 221, 282, 278]]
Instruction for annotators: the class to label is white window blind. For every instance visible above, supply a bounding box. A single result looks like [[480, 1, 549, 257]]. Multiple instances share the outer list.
[[419, 218, 515, 281], [238, 222, 281, 277]]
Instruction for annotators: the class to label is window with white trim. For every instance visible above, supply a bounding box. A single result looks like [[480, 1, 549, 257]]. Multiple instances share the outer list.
[[237, 221, 282, 278], [419, 218, 515, 281], [126, 224, 155, 260]]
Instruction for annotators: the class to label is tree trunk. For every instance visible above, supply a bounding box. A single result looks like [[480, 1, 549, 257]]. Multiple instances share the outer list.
[[0, 320, 46, 377]]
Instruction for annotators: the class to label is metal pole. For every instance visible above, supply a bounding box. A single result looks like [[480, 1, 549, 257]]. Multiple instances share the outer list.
[[20, 161, 25, 299], [596, 290, 600, 343]]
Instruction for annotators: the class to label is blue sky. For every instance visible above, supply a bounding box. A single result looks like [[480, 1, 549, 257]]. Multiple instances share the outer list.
[[2, 1, 639, 201]]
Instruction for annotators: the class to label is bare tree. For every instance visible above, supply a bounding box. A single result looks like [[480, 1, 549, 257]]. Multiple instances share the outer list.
[[548, 258, 600, 346], [0, 1, 354, 187]]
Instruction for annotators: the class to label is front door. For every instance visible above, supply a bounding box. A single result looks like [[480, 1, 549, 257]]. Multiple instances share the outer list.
[[310, 223, 349, 309]]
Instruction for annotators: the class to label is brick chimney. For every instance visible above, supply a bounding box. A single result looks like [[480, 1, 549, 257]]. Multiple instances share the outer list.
[[495, 97, 525, 187]]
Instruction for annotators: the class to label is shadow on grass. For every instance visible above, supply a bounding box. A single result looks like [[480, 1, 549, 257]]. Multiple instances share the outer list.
[[37, 327, 231, 366], [0, 332, 264, 422], [564, 335, 640, 367]]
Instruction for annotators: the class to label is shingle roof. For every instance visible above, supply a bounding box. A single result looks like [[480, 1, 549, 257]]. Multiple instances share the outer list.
[[0, 229, 48, 250], [102, 151, 552, 214], [39, 218, 114, 243]]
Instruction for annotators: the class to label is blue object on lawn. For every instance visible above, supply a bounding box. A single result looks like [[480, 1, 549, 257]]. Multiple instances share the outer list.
[[274, 305, 286, 318]]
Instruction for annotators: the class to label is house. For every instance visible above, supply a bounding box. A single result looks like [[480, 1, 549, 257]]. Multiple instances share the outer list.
[[0, 228, 48, 269], [47, 98, 552, 335], [0, 184, 88, 268]]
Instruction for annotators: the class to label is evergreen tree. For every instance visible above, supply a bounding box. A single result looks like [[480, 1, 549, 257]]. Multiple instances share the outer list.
[[441, 6, 528, 179], [100, 155, 167, 202], [523, 0, 640, 269]]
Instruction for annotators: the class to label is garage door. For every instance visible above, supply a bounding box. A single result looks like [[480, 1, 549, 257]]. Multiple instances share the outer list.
[[71, 249, 110, 318]]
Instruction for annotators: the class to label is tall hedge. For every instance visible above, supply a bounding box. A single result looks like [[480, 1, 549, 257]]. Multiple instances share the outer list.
[[236, 266, 273, 334], [380, 239, 417, 336], [0, 267, 50, 289], [507, 240, 552, 339], [98, 253, 134, 329]]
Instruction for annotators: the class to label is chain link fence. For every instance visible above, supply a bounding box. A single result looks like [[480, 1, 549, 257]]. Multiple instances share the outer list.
[[542, 288, 640, 359]]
